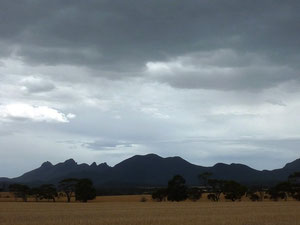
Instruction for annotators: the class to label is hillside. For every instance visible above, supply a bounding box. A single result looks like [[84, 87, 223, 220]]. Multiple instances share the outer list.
[[1, 154, 300, 187]]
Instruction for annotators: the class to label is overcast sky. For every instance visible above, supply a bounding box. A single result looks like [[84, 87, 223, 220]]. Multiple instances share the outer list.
[[1, 0, 300, 177]]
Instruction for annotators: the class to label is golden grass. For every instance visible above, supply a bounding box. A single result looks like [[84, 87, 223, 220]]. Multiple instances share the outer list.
[[0, 201, 300, 225], [0, 194, 153, 202], [0, 192, 296, 202], [91, 194, 152, 202]]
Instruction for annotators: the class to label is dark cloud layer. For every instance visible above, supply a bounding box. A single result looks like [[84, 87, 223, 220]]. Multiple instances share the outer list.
[[1, 0, 300, 71]]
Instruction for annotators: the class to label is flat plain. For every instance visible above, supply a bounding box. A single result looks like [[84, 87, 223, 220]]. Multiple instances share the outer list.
[[1, 201, 300, 225]]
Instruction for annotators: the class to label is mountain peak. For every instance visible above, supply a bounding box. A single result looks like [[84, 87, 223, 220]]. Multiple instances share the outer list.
[[41, 161, 53, 168], [142, 153, 163, 159], [98, 162, 110, 169], [131, 153, 163, 161], [213, 162, 228, 167], [90, 162, 97, 167], [64, 158, 77, 165]]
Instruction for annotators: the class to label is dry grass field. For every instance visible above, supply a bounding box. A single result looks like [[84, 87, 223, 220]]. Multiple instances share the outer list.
[[0, 192, 295, 203], [0, 193, 154, 203], [0, 201, 300, 225]]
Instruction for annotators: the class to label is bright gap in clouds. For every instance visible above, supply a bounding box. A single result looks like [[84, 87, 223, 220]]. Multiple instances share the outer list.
[[0, 103, 75, 123]]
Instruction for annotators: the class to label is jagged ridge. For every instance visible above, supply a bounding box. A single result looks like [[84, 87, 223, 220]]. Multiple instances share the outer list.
[[1, 154, 300, 187]]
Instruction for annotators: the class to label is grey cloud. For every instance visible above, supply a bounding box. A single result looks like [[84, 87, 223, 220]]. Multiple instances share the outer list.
[[83, 139, 134, 151], [20, 76, 55, 93], [266, 99, 287, 107], [0, 126, 14, 136], [146, 136, 300, 169], [1, 0, 300, 72], [146, 50, 299, 91], [179, 136, 300, 150], [160, 66, 297, 91]]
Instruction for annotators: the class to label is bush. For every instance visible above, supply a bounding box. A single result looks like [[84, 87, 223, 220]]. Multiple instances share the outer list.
[[140, 196, 147, 202], [187, 187, 202, 201], [152, 188, 167, 202]]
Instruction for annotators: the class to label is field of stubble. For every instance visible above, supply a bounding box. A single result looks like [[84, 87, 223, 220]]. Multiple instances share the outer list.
[[0, 201, 300, 225]]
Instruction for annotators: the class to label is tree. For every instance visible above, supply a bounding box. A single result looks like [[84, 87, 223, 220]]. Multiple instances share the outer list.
[[59, 178, 78, 202], [187, 187, 202, 202], [246, 187, 262, 202], [247, 192, 260, 201], [288, 172, 300, 201], [207, 193, 219, 201], [167, 175, 188, 202], [267, 182, 290, 201], [223, 180, 247, 201], [0, 182, 6, 192], [198, 172, 212, 187], [39, 184, 58, 202], [207, 179, 224, 202], [30, 187, 42, 202], [9, 183, 30, 202], [75, 179, 96, 202], [152, 188, 167, 202], [257, 186, 266, 201]]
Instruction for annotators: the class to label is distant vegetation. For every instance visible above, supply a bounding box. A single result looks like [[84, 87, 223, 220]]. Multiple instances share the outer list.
[[7, 178, 96, 203], [1, 171, 299, 203], [151, 172, 300, 202]]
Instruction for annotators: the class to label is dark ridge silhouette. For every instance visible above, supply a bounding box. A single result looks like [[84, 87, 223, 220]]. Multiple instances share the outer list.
[[0, 154, 299, 187]]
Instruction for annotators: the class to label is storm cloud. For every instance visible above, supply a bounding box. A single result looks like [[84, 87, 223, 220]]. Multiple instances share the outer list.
[[1, 0, 300, 177]]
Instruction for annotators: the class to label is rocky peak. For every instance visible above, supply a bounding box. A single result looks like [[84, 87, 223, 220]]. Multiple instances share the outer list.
[[90, 162, 97, 167], [41, 161, 53, 168], [63, 158, 77, 165]]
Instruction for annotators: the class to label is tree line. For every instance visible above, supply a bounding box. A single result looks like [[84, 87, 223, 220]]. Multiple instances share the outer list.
[[4, 172, 300, 203], [152, 172, 300, 202], [8, 178, 96, 202]]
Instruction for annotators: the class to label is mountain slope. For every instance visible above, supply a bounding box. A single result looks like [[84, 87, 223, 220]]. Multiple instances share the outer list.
[[1, 154, 299, 187], [9, 159, 111, 185]]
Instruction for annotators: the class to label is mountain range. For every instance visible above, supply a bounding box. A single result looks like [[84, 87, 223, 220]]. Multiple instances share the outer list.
[[1, 154, 300, 188]]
